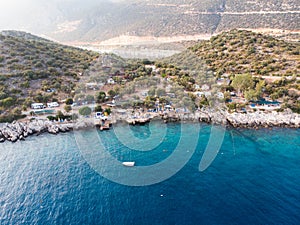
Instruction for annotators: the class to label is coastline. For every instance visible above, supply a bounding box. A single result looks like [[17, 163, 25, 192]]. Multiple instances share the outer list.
[[0, 109, 299, 143]]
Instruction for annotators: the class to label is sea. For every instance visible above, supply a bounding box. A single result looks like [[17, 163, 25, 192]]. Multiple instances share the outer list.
[[1, 122, 300, 225]]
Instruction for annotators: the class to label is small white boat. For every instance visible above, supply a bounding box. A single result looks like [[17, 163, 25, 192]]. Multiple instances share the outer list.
[[122, 162, 135, 167]]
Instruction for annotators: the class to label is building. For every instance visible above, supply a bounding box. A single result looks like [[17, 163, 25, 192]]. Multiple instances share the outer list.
[[107, 78, 115, 85]]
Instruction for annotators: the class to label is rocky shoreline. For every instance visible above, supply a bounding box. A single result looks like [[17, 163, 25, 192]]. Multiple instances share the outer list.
[[0, 109, 299, 142], [0, 119, 95, 143], [195, 108, 300, 129]]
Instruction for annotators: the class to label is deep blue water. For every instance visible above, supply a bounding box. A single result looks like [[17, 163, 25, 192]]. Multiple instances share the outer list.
[[1, 123, 300, 225]]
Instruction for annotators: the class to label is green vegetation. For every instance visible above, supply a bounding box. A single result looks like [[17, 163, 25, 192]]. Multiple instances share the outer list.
[[104, 108, 112, 115], [0, 31, 98, 122], [79, 106, 92, 116], [1, 29, 300, 123], [47, 110, 74, 122], [157, 30, 299, 112], [96, 92, 107, 103], [64, 105, 72, 113], [94, 105, 103, 112], [65, 98, 74, 105], [231, 74, 254, 95], [191, 30, 299, 77]]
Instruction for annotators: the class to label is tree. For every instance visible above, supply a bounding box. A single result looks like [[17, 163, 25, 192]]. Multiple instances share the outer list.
[[97, 91, 106, 103], [244, 90, 258, 101], [104, 107, 111, 115], [144, 96, 155, 108], [64, 105, 72, 113], [108, 89, 116, 98], [85, 95, 95, 103], [255, 80, 265, 99], [56, 110, 64, 119], [0, 97, 15, 108], [65, 98, 73, 105], [198, 96, 209, 108], [94, 105, 103, 112], [231, 74, 254, 96], [79, 106, 92, 116]]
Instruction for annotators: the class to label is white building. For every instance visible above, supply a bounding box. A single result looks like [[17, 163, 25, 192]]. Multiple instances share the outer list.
[[107, 78, 115, 85]]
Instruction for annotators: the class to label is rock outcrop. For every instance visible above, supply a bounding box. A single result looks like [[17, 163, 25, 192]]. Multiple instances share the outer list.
[[0, 119, 95, 142], [225, 110, 300, 128]]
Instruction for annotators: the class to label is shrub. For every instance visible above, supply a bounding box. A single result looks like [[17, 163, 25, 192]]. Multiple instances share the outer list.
[[104, 107, 111, 115], [94, 105, 103, 112], [79, 106, 92, 116], [65, 98, 73, 105], [64, 105, 72, 113], [96, 91, 106, 103], [47, 116, 56, 121]]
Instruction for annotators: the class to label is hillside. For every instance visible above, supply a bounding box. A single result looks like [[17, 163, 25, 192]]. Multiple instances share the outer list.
[[0, 0, 299, 43], [0, 29, 299, 123], [0, 31, 98, 122], [53, 0, 300, 43], [160, 30, 300, 112], [168, 29, 299, 77]]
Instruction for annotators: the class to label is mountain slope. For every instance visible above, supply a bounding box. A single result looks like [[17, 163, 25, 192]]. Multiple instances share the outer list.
[[53, 0, 300, 42], [163, 29, 300, 77], [0, 0, 299, 43], [0, 31, 98, 122]]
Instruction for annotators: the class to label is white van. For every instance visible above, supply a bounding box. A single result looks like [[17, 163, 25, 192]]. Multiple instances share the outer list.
[[47, 102, 59, 108], [31, 103, 45, 109]]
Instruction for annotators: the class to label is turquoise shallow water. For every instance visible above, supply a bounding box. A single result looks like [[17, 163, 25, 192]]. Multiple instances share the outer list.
[[0, 123, 300, 225]]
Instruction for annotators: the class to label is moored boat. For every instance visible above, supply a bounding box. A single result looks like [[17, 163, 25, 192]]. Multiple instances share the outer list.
[[122, 161, 135, 167]]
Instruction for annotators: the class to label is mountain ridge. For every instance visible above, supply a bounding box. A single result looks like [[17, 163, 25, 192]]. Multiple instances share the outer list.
[[0, 0, 299, 43]]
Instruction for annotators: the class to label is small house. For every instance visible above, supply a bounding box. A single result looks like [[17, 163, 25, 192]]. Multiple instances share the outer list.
[[107, 78, 115, 85]]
